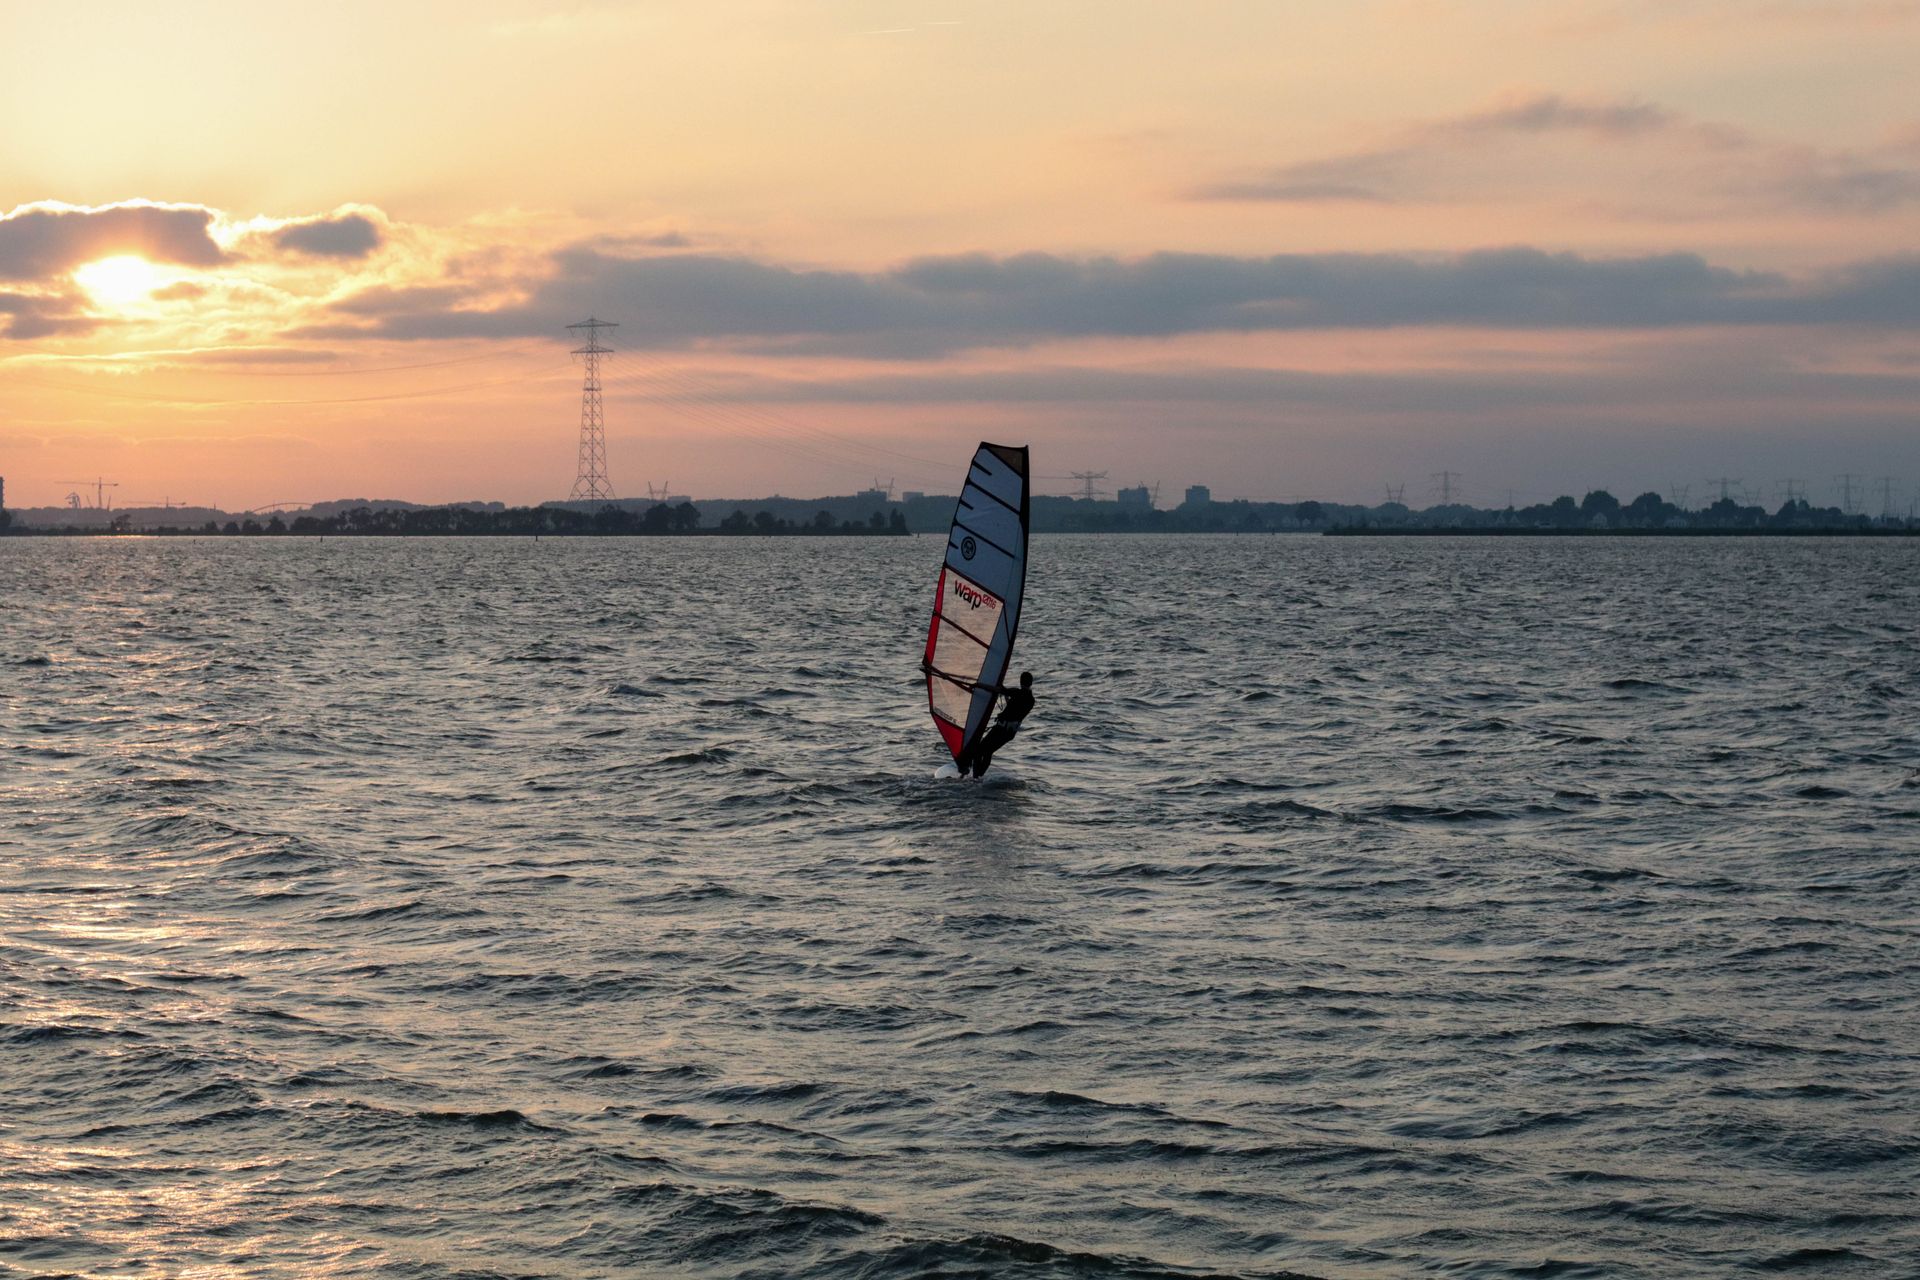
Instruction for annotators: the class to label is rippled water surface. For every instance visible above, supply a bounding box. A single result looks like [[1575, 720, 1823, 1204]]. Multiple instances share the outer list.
[[3, 534, 1917, 1279]]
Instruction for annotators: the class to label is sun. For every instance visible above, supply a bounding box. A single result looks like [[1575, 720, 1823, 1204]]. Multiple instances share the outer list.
[[74, 255, 169, 308]]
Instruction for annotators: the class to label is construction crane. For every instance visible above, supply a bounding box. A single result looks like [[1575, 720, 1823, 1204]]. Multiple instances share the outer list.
[[56, 478, 120, 509]]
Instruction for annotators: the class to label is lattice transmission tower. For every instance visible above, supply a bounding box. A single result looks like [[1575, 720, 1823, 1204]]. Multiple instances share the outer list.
[[568, 317, 617, 500], [1069, 470, 1109, 502]]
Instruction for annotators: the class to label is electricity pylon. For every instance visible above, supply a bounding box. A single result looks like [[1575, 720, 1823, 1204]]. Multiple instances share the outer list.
[[568, 318, 617, 501]]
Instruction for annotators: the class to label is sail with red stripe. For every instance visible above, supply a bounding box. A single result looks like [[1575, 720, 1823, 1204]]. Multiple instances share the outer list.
[[924, 443, 1029, 761]]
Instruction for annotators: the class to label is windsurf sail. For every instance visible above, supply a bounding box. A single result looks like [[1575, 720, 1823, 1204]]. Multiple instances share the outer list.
[[924, 442, 1029, 761]]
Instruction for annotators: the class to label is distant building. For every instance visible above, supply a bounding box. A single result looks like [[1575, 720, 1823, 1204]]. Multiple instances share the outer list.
[[1183, 484, 1211, 507], [855, 487, 891, 504], [1117, 484, 1152, 508], [902, 491, 925, 502]]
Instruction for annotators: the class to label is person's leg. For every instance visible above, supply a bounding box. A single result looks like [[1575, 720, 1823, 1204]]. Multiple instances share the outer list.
[[970, 723, 1017, 777]]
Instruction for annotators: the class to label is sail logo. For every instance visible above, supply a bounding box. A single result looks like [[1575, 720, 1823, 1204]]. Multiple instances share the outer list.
[[960, 535, 976, 560], [951, 579, 996, 611]]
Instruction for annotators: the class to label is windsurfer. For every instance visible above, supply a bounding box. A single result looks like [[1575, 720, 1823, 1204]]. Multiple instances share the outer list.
[[923, 664, 1035, 777]]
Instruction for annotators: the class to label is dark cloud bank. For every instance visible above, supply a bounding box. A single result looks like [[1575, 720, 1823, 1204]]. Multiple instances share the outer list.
[[0, 201, 388, 281], [272, 212, 384, 259], [308, 246, 1920, 355], [0, 201, 396, 337], [0, 202, 227, 280]]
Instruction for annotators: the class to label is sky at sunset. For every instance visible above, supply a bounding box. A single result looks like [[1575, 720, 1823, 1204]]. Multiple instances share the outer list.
[[3, 0, 1918, 511]]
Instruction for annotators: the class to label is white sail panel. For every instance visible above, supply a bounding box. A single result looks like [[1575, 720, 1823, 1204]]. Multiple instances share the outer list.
[[928, 568, 1003, 733]]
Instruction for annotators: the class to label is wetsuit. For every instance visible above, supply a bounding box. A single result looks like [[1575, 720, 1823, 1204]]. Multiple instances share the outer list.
[[964, 684, 1034, 778]]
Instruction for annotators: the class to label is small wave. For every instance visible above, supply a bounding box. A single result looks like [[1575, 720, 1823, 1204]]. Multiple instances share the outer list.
[[1230, 798, 1340, 823], [1000, 1018, 1073, 1037], [4, 1022, 148, 1044], [1753, 1247, 1880, 1271], [1603, 677, 1693, 694], [610, 681, 665, 698], [611, 1181, 885, 1260], [1570, 866, 1660, 883], [650, 746, 735, 767], [1565, 1197, 1779, 1227], [494, 644, 576, 664], [617, 881, 754, 908], [1005, 1090, 1232, 1130], [705, 1080, 826, 1104], [318, 899, 429, 922], [836, 1230, 1310, 1280], [414, 1107, 563, 1133], [1368, 802, 1512, 823], [1730, 940, 1837, 959]]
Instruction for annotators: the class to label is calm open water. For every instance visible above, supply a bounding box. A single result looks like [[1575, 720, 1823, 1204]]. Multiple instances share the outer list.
[[2, 534, 1916, 1279]]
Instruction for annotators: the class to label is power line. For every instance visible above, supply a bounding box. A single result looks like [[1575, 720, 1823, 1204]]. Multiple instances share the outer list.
[[599, 356, 953, 488], [606, 356, 922, 488], [600, 358, 954, 472]]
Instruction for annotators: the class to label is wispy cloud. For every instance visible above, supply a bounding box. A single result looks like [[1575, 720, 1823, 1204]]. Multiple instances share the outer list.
[[1189, 92, 1920, 216], [0, 289, 95, 340]]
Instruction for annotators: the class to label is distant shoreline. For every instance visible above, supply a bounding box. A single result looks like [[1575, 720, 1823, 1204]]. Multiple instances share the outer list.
[[8, 523, 1920, 540], [0, 527, 910, 539], [1325, 526, 1920, 538]]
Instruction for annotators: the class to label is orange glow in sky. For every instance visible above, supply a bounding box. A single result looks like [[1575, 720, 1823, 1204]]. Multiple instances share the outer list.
[[3, 1, 1918, 510]]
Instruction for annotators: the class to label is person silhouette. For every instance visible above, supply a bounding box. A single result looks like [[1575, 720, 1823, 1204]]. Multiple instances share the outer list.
[[922, 664, 1038, 777]]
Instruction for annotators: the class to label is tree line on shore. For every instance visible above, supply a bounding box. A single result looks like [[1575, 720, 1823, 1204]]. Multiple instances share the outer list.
[[1378, 490, 1908, 532], [2, 502, 911, 537], [5, 489, 1910, 536], [1033, 490, 1912, 533]]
